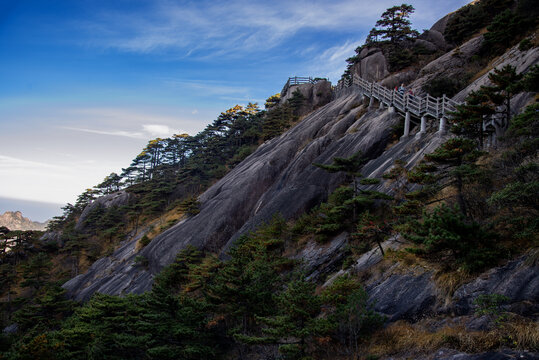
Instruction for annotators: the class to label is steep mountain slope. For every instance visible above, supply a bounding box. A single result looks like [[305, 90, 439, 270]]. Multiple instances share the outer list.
[[63, 90, 401, 300]]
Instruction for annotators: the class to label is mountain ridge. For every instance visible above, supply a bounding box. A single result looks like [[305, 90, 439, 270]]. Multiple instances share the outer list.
[[0, 210, 48, 231]]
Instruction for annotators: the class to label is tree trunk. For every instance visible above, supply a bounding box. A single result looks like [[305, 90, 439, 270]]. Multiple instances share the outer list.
[[456, 172, 467, 215]]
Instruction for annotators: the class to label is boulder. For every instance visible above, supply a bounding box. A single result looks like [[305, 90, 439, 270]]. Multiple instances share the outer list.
[[280, 80, 333, 116], [2, 323, 18, 334], [39, 230, 63, 247], [409, 35, 484, 95], [359, 47, 382, 59], [419, 29, 449, 50], [352, 51, 390, 82], [380, 70, 418, 90]]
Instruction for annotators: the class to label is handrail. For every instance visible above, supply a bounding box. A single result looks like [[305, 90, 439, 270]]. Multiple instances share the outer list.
[[350, 75, 462, 119], [281, 76, 328, 96]]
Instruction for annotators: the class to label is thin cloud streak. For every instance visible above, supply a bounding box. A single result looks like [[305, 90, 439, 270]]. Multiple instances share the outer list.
[[63, 124, 179, 139], [77, 0, 441, 58], [0, 155, 66, 171], [62, 126, 144, 138], [306, 39, 364, 82]]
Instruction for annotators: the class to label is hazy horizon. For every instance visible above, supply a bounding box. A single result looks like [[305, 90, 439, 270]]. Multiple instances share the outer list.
[[0, 196, 63, 223]]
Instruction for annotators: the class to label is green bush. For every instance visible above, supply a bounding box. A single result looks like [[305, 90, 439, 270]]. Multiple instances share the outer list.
[[444, 0, 513, 45], [134, 255, 149, 267], [403, 205, 500, 271], [474, 293, 510, 325], [422, 76, 463, 98], [360, 178, 381, 185], [139, 234, 151, 248], [519, 38, 533, 51]]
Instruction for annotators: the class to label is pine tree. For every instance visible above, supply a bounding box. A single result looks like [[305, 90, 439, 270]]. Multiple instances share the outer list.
[[20, 252, 52, 292], [483, 65, 523, 130], [13, 284, 74, 334], [0, 263, 17, 317], [402, 204, 498, 272], [373, 4, 419, 44], [450, 89, 495, 148], [314, 151, 367, 197], [408, 138, 484, 216], [257, 276, 334, 359]]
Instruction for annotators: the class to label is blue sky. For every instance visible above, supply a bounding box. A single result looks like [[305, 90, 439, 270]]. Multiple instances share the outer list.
[[0, 0, 471, 221]]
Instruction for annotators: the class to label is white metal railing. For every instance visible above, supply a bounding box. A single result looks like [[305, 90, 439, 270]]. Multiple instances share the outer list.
[[281, 76, 328, 97], [352, 74, 461, 119]]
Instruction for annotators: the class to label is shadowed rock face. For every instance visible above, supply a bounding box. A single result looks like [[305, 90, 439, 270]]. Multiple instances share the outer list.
[[368, 271, 437, 322], [64, 91, 400, 299], [452, 254, 539, 316]]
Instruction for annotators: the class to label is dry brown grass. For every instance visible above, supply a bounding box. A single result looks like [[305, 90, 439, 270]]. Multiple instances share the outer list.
[[362, 317, 539, 358], [503, 320, 539, 351], [434, 269, 473, 298]]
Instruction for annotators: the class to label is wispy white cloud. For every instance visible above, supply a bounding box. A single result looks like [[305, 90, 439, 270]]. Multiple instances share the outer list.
[[61, 126, 144, 138], [63, 124, 178, 139], [142, 124, 174, 137], [164, 79, 250, 96], [73, 0, 472, 60], [305, 39, 364, 82], [75, 0, 419, 58], [0, 155, 65, 171]]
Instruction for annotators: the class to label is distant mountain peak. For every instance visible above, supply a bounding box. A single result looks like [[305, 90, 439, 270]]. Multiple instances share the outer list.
[[0, 211, 48, 231]]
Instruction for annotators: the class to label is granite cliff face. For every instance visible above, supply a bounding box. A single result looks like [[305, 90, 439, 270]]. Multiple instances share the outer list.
[[63, 90, 401, 300], [0, 211, 48, 231]]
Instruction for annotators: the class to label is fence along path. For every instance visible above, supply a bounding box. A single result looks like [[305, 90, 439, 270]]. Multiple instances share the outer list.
[[281, 75, 463, 138], [351, 74, 462, 138], [280, 76, 328, 98]]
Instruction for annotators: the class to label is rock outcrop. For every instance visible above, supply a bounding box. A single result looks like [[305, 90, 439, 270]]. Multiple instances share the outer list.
[[62, 228, 154, 301], [280, 80, 333, 116], [452, 253, 539, 317], [352, 48, 390, 82], [368, 271, 437, 322]]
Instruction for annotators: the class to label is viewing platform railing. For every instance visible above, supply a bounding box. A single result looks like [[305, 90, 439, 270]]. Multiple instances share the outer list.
[[280, 76, 328, 97]]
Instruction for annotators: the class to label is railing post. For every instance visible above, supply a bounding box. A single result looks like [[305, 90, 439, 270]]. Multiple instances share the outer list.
[[405, 93, 409, 110], [416, 116, 427, 139], [402, 112, 411, 138], [438, 116, 447, 135], [442, 94, 446, 116]]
